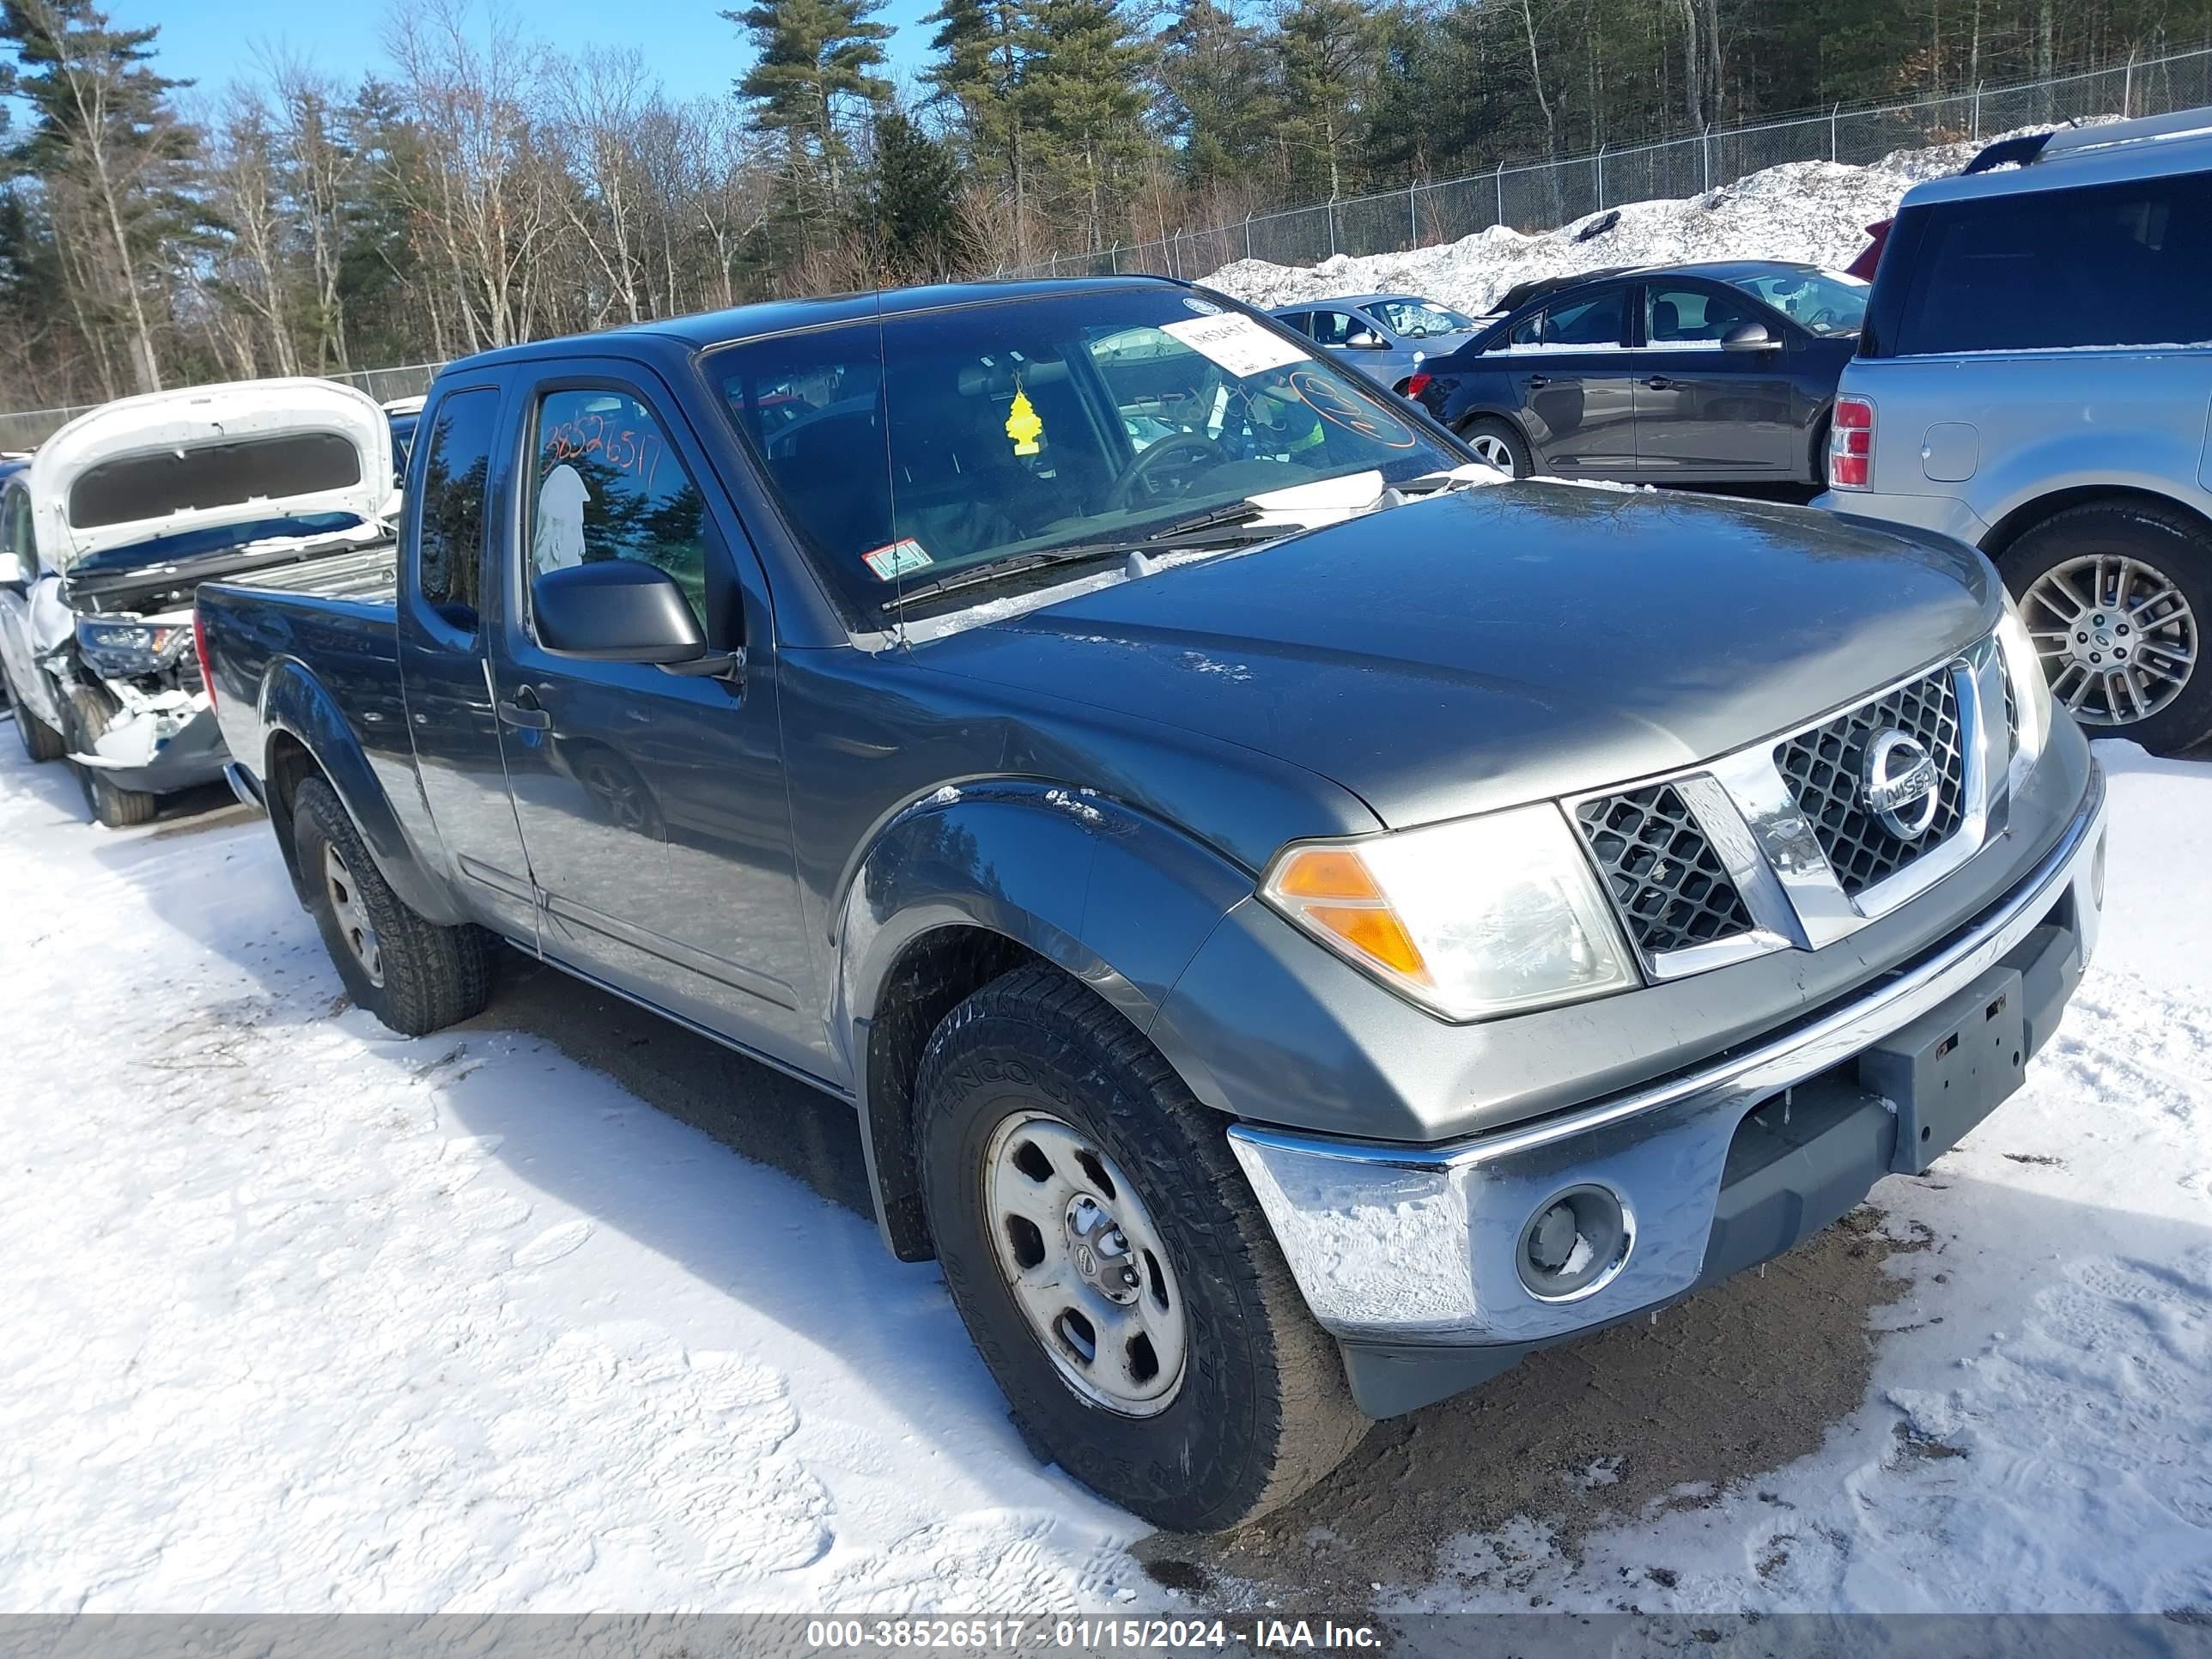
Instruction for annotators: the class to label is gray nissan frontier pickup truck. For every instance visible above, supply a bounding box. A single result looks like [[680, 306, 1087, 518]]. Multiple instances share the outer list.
[[195, 277, 2107, 1531]]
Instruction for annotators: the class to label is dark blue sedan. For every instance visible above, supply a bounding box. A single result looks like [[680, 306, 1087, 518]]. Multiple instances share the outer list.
[[1409, 260, 1869, 486]]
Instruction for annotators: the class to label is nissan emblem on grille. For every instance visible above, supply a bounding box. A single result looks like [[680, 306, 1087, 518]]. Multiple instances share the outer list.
[[1861, 729, 1941, 841]]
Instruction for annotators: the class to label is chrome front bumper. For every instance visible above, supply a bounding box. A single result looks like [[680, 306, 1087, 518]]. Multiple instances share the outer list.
[[1227, 762, 2107, 1346]]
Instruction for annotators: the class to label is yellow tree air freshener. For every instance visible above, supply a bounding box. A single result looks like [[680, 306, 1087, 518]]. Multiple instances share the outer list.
[[1005, 382, 1043, 456]]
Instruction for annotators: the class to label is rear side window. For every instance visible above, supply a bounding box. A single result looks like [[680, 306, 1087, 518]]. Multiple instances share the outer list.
[[1894, 170, 2212, 354], [414, 388, 498, 624], [1547, 289, 1626, 346], [1502, 290, 1625, 349]]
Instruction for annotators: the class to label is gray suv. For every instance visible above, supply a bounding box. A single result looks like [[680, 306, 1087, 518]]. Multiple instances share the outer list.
[[1817, 106, 2212, 751]]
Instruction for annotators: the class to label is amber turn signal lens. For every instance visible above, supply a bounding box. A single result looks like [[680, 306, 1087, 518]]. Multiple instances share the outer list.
[[1271, 847, 1382, 901], [1302, 904, 1431, 982]]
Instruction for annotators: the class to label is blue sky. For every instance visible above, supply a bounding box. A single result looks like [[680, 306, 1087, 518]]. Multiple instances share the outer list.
[[121, 0, 945, 109]]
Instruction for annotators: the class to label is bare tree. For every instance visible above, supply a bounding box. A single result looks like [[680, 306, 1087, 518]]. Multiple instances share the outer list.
[[268, 56, 358, 372], [384, 0, 559, 351], [202, 91, 301, 376]]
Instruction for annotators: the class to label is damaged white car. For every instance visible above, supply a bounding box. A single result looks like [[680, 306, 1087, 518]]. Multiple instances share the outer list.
[[0, 379, 398, 826]]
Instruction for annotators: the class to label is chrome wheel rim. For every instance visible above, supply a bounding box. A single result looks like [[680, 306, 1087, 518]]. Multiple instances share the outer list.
[[2023, 554, 2197, 727], [322, 842, 384, 988], [1468, 432, 1517, 473], [982, 1111, 1187, 1417]]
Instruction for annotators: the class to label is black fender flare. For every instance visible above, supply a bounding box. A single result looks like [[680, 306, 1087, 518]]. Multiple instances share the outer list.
[[832, 779, 1255, 1255], [258, 657, 469, 927]]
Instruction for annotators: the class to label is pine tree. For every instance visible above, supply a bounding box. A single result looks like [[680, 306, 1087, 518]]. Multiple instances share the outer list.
[[855, 106, 976, 280], [1273, 0, 1376, 201], [921, 0, 1034, 256], [1019, 0, 1153, 249], [725, 0, 891, 240], [0, 0, 196, 394], [1155, 0, 1279, 187]]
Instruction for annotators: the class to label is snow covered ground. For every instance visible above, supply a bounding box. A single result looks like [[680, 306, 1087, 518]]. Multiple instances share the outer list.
[[1199, 133, 2000, 317], [0, 723, 2206, 1619]]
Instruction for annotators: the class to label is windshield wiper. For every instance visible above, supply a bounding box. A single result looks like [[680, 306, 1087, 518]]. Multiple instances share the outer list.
[[877, 503, 1280, 614]]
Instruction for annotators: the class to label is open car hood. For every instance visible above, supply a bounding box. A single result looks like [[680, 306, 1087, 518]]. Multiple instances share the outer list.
[[28, 378, 392, 573]]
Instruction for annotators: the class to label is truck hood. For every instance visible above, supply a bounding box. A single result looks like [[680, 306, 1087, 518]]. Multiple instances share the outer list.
[[917, 483, 1998, 830], [28, 378, 392, 573]]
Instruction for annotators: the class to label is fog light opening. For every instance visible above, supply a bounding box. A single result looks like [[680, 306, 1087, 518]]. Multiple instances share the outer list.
[[2091, 830, 2107, 911], [1516, 1183, 1633, 1303]]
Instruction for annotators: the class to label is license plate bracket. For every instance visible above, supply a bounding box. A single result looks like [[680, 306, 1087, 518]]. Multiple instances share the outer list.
[[1857, 964, 2028, 1176]]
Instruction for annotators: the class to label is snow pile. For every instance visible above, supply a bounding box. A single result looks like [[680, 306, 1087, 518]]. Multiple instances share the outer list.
[[1200, 133, 2000, 316]]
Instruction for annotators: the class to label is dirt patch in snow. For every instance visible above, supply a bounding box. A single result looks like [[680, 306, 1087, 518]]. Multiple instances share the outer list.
[[1145, 1207, 1922, 1614]]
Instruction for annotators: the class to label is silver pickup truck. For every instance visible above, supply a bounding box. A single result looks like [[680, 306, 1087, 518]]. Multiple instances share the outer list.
[[198, 279, 2107, 1531]]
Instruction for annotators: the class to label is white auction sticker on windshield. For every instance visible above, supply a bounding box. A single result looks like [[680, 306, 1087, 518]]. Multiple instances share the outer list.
[[1162, 313, 1308, 378], [862, 538, 933, 580]]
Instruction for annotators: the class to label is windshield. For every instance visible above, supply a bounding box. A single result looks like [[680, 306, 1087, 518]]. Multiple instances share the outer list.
[[1724, 268, 1869, 336], [1370, 299, 1475, 337], [705, 289, 1460, 618]]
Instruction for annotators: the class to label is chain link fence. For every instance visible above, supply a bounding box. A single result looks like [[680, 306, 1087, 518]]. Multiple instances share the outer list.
[[1004, 41, 2212, 282], [0, 362, 446, 454]]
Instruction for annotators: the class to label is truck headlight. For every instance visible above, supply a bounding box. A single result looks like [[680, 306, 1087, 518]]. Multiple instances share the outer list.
[[1996, 591, 2052, 781], [1261, 803, 1638, 1022], [75, 616, 192, 678]]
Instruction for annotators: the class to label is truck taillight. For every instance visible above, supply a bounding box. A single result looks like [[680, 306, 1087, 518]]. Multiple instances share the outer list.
[[1404, 371, 1432, 400], [1829, 397, 1874, 489], [192, 605, 216, 709]]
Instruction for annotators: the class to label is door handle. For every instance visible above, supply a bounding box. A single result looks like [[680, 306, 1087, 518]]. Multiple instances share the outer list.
[[1525, 374, 1553, 388], [1644, 375, 1680, 391], [497, 687, 551, 730]]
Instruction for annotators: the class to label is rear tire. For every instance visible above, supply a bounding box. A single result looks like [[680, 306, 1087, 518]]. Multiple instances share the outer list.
[[916, 963, 1370, 1532], [6, 665, 67, 763], [291, 775, 495, 1035], [1997, 500, 2212, 753], [1459, 416, 1532, 479], [63, 683, 157, 827]]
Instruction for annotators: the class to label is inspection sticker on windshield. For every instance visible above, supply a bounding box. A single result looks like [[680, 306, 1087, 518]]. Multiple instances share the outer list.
[[1162, 313, 1307, 378], [862, 538, 933, 581]]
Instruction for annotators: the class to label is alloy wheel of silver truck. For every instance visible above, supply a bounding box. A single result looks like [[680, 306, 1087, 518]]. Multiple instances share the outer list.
[[916, 962, 1370, 1531], [2001, 500, 2212, 752], [290, 776, 495, 1036]]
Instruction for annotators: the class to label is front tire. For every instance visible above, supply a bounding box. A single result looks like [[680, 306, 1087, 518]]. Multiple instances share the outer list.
[[291, 776, 495, 1035], [916, 963, 1369, 1532], [1459, 415, 1532, 478], [1999, 500, 2212, 752], [63, 683, 156, 826]]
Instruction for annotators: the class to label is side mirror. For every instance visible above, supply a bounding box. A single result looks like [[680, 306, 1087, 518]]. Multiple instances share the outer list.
[[533, 560, 708, 665], [0, 552, 21, 587], [1722, 320, 1779, 351], [1346, 331, 1388, 349]]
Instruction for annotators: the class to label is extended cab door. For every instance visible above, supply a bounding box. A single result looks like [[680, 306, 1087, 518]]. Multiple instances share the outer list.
[[1487, 286, 1638, 475], [487, 361, 821, 1069], [1631, 279, 1797, 475], [396, 380, 539, 949]]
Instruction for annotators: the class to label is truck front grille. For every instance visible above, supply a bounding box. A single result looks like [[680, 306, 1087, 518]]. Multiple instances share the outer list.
[[1574, 783, 1756, 959], [1773, 666, 1966, 898]]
